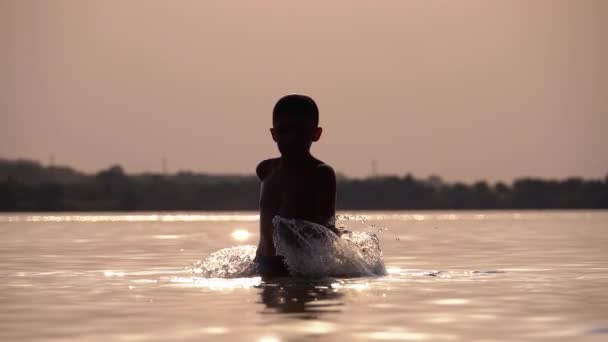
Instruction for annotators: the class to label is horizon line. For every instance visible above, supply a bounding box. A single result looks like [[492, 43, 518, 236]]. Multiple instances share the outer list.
[[1, 157, 606, 185]]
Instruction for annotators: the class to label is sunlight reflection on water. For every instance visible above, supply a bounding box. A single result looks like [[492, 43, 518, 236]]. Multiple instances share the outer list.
[[169, 276, 262, 289], [0, 213, 259, 223], [1, 211, 607, 341]]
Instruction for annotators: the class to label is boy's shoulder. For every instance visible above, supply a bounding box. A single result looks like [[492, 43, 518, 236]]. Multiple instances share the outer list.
[[256, 158, 280, 180], [311, 158, 335, 175], [256, 157, 335, 181], [312, 159, 336, 186]]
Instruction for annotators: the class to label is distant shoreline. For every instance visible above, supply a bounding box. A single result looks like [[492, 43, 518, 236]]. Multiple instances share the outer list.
[[1, 158, 607, 211]]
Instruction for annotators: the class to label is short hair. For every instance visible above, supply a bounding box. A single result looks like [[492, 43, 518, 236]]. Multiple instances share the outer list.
[[272, 94, 319, 127]]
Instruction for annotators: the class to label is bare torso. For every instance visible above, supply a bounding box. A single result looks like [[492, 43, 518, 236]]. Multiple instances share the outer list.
[[257, 157, 336, 257]]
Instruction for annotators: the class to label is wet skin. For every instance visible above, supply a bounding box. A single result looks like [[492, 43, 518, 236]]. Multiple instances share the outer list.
[[256, 115, 337, 258]]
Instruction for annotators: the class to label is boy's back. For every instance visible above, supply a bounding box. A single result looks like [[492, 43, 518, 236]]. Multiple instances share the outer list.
[[256, 156, 336, 259], [254, 94, 336, 277]]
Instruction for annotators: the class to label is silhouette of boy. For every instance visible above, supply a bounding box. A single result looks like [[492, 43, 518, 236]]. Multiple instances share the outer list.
[[254, 94, 337, 277]]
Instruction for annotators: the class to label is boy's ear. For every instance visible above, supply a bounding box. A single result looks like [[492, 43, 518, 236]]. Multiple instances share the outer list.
[[270, 128, 278, 142], [312, 127, 322, 142]]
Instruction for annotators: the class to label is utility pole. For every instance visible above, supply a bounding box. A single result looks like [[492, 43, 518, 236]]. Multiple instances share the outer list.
[[371, 159, 378, 178], [162, 157, 168, 176]]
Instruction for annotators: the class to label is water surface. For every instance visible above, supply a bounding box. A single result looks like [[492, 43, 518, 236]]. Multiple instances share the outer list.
[[1, 211, 607, 341]]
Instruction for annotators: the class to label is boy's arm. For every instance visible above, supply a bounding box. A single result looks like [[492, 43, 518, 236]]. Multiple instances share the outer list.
[[313, 164, 337, 228]]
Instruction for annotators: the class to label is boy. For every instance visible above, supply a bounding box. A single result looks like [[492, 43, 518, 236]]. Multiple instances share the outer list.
[[254, 94, 337, 277]]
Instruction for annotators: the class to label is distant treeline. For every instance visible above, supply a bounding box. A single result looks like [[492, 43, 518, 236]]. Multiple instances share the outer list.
[[1, 159, 607, 211]]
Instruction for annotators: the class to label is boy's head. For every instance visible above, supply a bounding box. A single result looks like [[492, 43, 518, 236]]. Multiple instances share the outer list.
[[271, 94, 322, 159], [272, 94, 319, 127]]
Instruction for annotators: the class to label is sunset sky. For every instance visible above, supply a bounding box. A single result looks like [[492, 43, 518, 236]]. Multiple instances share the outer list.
[[2, 0, 606, 182]]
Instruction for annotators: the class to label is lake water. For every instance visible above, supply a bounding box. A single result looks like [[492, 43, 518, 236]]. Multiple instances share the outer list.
[[1, 211, 607, 341]]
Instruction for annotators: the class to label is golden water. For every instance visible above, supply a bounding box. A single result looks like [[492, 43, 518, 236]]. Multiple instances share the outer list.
[[1, 211, 607, 341]]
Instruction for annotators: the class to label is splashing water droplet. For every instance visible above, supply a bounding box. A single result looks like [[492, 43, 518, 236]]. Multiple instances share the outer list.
[[273, 216, 386, 278], [190, 216, 386, 279], [189, 245, 257, 278]]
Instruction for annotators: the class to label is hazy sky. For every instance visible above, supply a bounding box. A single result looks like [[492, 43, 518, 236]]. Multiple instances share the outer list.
[[1, 0, 606, 182]]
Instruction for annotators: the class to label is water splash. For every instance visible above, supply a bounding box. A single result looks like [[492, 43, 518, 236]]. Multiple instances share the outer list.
[[190, 216, 386, 278], [272, 217, 385, 278], [190, 245, 257, 278]]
